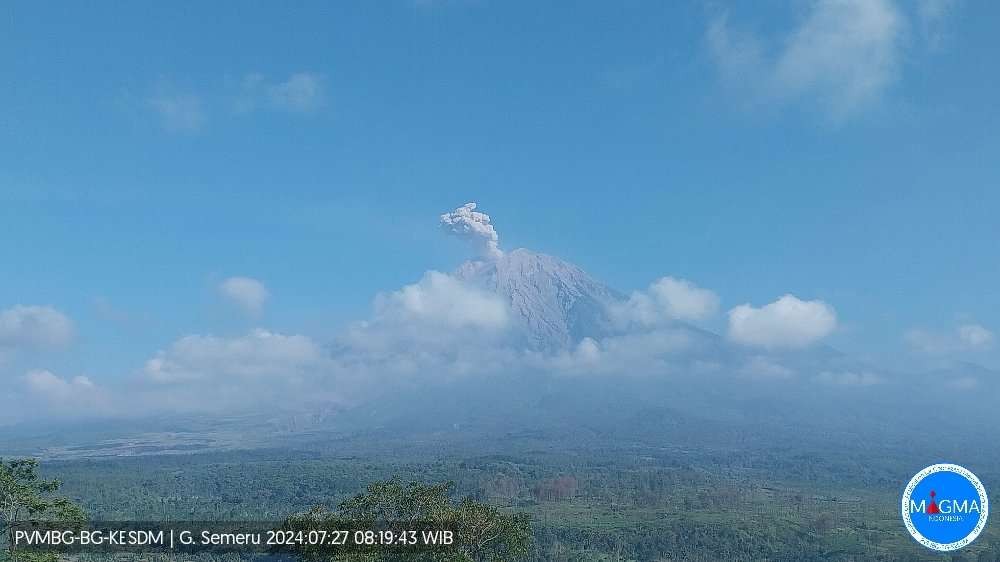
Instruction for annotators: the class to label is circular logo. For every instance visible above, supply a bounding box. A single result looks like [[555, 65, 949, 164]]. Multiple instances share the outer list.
[[901, 464, 989, 551]]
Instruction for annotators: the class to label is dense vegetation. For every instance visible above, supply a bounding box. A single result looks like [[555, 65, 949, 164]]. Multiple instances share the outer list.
[[11, 432, 996, 562], [1, 458, 86, 562], [284, 479, 531, 561]]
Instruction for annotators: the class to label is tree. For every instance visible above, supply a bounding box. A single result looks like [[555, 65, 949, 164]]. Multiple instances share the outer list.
[[531, 476, 577, 502], [1, 458, 86, 562], [285, 479, 532, 562]]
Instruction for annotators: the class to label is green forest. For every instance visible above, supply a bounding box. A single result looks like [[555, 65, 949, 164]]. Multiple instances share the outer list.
[[4, 432, 999, 562]]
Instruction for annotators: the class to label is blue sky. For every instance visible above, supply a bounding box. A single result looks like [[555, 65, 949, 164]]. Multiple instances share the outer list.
[[2, 1, 998, 417]]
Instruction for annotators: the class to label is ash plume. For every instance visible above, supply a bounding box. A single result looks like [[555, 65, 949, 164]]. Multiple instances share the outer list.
[[440, 202, 503, 259]]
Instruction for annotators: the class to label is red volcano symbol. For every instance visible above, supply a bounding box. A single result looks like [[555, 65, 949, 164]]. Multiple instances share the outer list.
[[927, 490, 940, 514]]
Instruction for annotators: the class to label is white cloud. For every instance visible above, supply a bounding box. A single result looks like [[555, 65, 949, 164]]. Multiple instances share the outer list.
[[218, 276, 270, 315], [130, 272, 511, 413], [906, 323, 994, 354], [237, 72, 326, 114], [959, 324, 994, 349], [303, 270, 525, 382], [269, 73, 325, 112], [8, 205, 925, 427], [342, 271, 510, 357], [374, 271, 508, 330], [21, 369, 110, 418], [440, 203, 503, 259], [148, 93, 205, 133], [728, 295, 837, 349], [613, 277, 719, 326], [24, 369, 96, 400], [707, 0, 902, 118], [540, 328, 701, 377], [144, 329, 324, 383], [705, 15, 766, 92], [0, 305, 74, 351], [144, 72, 325, 133], [98, 329, 345, 418]]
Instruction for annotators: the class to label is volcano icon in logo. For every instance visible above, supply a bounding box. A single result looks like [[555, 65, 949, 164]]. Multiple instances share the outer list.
[[902, 464, 989, 551]]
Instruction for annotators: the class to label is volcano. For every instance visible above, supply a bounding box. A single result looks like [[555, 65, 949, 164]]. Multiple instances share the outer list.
[[454, 249, 622, 349]]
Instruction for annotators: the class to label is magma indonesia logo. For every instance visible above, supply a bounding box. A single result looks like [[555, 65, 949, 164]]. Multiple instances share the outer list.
[[902, 464, 989, 552]]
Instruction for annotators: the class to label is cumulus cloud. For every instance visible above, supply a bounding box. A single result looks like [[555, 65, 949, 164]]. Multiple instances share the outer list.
[[127, 272, 512, 415], [218, 276, 270, 315], [144, 329, 324, 384], [707, 0, 902, 118], [342, 271, 510, 358], [148, 92, 206, 133], [237, 72, 326, 114], [130, 328, 360, 417], [20, 369, 110, 418], [440, 203, 503, 259], [959, 324, 994, 348], [543, 328, 699, 376], [1, 201, 931, 427], [24, 369, 96, 400], [906, 323, 994, 354], [0, 305, 74, 351], [613, 277, 719, 326], [373, 271, 508, 331], [728, 295, 837, 349]]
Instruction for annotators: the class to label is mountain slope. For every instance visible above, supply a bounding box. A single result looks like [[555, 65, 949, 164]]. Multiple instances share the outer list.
[[454, 249, 622, 349]]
